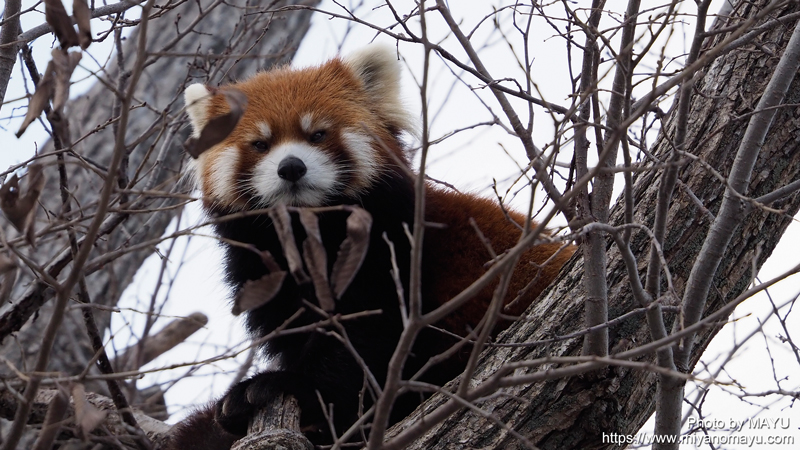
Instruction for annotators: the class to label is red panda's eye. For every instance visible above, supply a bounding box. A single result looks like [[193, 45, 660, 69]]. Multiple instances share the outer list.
[[252, 141, 270, 152], [309, 130, 327, 144]]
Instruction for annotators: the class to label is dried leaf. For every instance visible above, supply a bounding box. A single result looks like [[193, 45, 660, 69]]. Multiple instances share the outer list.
[[71, 384, 107, 437], [259, 250, 282, 273], [0, 254, 16, 276], [16, 61, 56, 137], [45, 0, 79, 48], [24, 165, 45, 246], [0, 254, 17, 306], [31, 388, 69, 450], [51, 49, 82, 113], [268, 204, 309, 284], [0, 177, 21, 215], [72, 0, 92, 49], [232, 271, 287, 315], [183, 88, 248, 158], [331, 208, 372, 299], [299, 210, 334, 311], [0, 164, 47, 247]]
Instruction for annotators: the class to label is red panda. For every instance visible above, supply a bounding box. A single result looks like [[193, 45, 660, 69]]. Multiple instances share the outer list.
[[168, 45, 573, 449]]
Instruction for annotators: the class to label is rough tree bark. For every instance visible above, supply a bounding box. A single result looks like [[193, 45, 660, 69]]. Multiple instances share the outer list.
[[389, 2, 800, 449], [0, 0, 318, 444]]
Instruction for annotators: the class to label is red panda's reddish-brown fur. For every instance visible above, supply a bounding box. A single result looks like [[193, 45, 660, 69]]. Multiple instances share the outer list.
[[423, 189, 570, 335], [169, 45, 573, 449]]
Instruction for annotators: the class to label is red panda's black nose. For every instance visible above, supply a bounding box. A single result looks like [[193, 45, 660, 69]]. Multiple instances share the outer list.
[[277, 156, 307, 182]]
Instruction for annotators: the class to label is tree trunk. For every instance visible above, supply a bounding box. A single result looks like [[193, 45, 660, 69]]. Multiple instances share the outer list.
[[390, 2, 800, 449], [0, 0, 318, 443]]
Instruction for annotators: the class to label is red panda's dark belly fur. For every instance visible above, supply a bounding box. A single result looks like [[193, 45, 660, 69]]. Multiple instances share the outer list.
[[209, 163, 423, 440]]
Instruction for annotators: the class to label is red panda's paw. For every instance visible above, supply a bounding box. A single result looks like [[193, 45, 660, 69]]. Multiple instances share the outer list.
[[214, 380, 258, 436], [214, 370, 310, 436], [166, 404, 238, 450]]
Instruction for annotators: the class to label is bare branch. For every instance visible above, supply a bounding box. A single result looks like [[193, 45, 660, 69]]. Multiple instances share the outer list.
[[676, 10, 800, 368]]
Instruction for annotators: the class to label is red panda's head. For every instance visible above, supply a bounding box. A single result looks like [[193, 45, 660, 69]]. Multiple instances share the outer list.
[[183, 45, 415, 211]]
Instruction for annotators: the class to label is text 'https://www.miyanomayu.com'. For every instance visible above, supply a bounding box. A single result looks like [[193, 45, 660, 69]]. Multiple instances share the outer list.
[[602, 417, 795, 447]]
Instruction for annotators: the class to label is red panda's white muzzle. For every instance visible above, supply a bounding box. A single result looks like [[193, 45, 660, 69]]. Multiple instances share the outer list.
[[250, 141, 339, 207]]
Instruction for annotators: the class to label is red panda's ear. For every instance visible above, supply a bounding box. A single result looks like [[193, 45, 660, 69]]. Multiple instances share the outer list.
[[184, 83, 213, 137], [345, 45, 417, 136]]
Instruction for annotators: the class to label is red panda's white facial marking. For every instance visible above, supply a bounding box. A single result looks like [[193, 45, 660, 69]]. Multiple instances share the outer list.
[[183, 45, 415, 212], [341, 131, 382, 190], [256, 122, 272, 140], [206, 146, 241, 206], [299, 114, 316, 134]]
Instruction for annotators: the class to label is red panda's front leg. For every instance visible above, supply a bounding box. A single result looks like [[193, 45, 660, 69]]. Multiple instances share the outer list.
[[211, 324, 378, 445]]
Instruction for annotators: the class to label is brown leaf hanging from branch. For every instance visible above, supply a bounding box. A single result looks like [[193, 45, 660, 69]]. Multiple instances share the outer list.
[[0, 253, 18, 305], [72, 0, 92, 49], [259, 250, 282, 273], [31, 388, 69, 450], [298, 210, 334, 311], [51, 49, 82, 112], [44, 0, 79, 48], [268, 204, 309, 284], [330, 208, 372, 299], [0, 164, 47, 247], [15, 50, 81, 137], [183, 88, 248, 158], [16, 61, 56, 137], [232, 272, 287, 315], [0, 254, 17, 276], [71, 384, 107, 438]]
